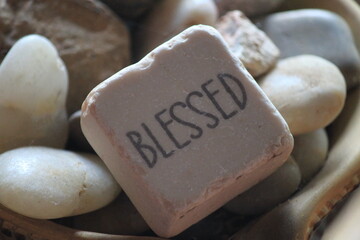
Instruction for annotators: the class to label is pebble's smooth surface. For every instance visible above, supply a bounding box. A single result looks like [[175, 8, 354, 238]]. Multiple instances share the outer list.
[[279, 0, 360, 56], [214, 0, 285, 17], [0, 0, 130, 114], [224, 157, 301, 216], [216, 10, 279, 77], [259, 55, 346, 136], [259, 9, 360, 89], [0, 34, 68, 153], [293, 128, 329, 184], [73, 193, 149, 235], [134, 0, 218, 59], [0, 147, 121, 219]]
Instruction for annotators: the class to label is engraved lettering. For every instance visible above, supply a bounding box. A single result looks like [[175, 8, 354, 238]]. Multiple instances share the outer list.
[[218, 73, 247, 110], [141, 123, 174, 158], [155, 109, 190, 149], [126, 131, 157, 168], [169, 101, 203, 139], [126, 72, 248, 168], [186, 91, 219, 129], [202, 79, 238, 120]]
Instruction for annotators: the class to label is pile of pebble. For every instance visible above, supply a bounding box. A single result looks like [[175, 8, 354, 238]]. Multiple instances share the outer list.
[[0, 0, 359, 239]]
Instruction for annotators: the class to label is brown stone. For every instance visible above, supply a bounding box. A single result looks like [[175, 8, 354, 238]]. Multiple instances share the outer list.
[[215, 10, 279, 77], [0, 0, 130, 114]]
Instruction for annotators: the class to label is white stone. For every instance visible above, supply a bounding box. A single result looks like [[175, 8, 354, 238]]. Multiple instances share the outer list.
[[259, 55, 346, 135], [0, 146, 121, 219], [0, 34, 68, 153]]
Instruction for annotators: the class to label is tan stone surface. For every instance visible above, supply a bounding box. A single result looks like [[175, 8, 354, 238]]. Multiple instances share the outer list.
[[82, 25, 293, 237]]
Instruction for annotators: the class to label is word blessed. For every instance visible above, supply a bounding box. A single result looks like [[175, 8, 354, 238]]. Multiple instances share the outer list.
[[126, 73, 248, 168]]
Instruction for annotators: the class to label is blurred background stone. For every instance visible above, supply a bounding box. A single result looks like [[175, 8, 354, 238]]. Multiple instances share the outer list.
[[0, 0, 130, 114]]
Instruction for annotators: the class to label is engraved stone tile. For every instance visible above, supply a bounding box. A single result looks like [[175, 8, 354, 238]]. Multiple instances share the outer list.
[[81, 25, 293, 237]]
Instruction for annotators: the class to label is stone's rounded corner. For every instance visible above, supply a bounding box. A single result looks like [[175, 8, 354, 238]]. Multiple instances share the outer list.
[[182, 24, 220, 38], [150, 220, 183, 239]]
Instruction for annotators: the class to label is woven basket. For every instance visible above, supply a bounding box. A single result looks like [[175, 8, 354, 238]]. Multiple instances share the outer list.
[[0, 204, 163, 240]]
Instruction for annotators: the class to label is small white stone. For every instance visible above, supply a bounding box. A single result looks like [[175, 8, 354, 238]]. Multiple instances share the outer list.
[[0, 146, 121, 219], [259, 55, 346, 135], [0, 34, 68, 153]]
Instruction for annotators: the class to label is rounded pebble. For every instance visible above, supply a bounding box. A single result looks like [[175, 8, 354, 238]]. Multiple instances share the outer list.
[[0, 34, 68, 153], [0, 0, 130, 114], [293, 128, 329, 183], [223, 157, 301, 216], [259, 9, 360, 89], [73, 193, 149, 235], [0, 147, 121, 219], [259, 55, 346, 135]]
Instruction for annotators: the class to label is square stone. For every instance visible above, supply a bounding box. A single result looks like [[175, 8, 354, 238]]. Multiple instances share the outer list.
[[81, 25, 293, 237]]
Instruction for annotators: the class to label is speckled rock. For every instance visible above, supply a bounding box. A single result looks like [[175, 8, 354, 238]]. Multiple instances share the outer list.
[[259, 55, 346, 136], [224, 157, 301, 216], [73, 193, 149, 235], [67, 110, 93, 152], [0, 0, 130, 114], [214, 0, 285, 17], [259, 9, 360, 89], [101, 0, 157, 19], [216, 10, 279, 77], [293, 129, 329, 184], [0, 34, 68, 153], [0, 147, 121, 219], [134, 0, 218, 59]]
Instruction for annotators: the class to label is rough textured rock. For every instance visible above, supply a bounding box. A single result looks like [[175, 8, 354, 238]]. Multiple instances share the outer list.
[[259, 9, 360, 89], [224, 157, 301, 216], [67, 110, 93, 152], [73, 193, 149, 235], [0, 0, 130, 114], [134, 0, 218, 59], [0, 147, 121, 219], [259, 55, 346, 136], [216, 10, 279, 77], [293, 129, 329, 184], [214, 0, 285, 17], [0, 34, 68, 153], [101, 0, 157, 19]]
